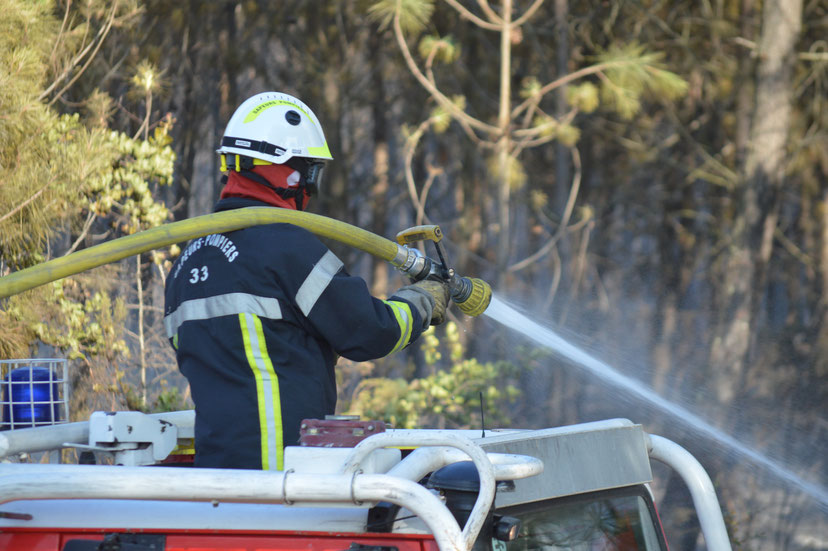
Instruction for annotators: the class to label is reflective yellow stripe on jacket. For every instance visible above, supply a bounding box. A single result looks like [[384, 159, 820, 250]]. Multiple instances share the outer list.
[[239, 312, 284, 470], [383, 300, 414, 354]]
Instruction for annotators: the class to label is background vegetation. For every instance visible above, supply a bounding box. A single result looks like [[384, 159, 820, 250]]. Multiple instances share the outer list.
[[1, 1, 826, 549]]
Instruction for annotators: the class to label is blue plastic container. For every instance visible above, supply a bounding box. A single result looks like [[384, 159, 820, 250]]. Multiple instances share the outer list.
[[2, 367, 62, 430]]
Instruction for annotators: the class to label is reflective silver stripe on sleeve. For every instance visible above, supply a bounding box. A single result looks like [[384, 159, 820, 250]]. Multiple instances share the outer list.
[[164, 293, 282, 338], [295, 250, 344, 316]]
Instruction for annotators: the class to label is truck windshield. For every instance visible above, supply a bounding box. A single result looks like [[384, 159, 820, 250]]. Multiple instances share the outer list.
[[499, 486, 667, 551]]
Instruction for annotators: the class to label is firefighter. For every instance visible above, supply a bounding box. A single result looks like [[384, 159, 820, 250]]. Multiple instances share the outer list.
[[164, 92, 449, 470]]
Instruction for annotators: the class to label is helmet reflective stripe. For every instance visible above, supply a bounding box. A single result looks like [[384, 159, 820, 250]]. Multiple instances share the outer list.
[[217, 92, 333, 165], [307, 143, 332, 158], [242, 99, 313, 124]]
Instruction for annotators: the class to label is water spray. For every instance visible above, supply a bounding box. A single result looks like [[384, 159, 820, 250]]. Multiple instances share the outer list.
[[483, 295, 828, 512]]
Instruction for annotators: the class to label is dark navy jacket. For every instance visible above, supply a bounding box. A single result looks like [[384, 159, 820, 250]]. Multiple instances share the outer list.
[[164, 198, 425, 470]]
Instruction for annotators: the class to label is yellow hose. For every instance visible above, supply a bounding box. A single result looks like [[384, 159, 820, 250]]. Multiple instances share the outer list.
[[0, 207, 493, 316], [0, 208, 403, 299]]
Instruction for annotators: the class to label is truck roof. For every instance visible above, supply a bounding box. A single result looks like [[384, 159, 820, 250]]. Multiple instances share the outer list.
[[0, 412, 732, 550], [0, 418, 648, 533]]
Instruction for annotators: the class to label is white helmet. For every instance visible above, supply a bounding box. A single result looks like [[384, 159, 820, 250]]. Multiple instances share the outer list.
[[217, 92, 332, 199], [217, 91, 332, 164]]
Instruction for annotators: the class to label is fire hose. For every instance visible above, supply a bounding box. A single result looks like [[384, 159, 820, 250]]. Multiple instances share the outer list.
[[0, 207, 491, 316]]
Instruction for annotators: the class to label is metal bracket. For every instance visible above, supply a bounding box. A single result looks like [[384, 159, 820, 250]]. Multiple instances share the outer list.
[[65, 411, 177, 466]]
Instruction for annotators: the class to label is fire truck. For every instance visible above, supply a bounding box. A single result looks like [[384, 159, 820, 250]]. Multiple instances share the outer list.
[[0, 212, 733, 550], [0, 407, 732, 551]]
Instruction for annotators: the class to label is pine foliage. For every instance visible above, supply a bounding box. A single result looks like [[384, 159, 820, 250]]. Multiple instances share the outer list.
[[595, 43, 689, 120], [368, 0, 435, 33], [0, 0, 175, 413], [0, 1, 111, 267]]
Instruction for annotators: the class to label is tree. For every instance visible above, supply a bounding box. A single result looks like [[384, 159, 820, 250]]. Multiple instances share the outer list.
[[368, 0, 687, 290], [0, 0, 177, 416], [708, 0, 804, 404]]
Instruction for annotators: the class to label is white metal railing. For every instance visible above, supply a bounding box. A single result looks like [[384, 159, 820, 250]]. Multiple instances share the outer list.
[[0, 464, 463, 550], [341, 432, 543, 551], [648, 434, 732, 551], [0, 430, 543, 551]]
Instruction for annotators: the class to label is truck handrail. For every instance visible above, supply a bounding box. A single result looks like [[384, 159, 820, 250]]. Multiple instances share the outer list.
[[386, 446, 544, 482], [0, 429, 544, 551], [648, 434, 732, 551], [342, 431, 543, 550], [0, 463, 465, 551]]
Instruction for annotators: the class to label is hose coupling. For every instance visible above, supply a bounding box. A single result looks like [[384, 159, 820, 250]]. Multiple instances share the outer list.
[[395, 247, 435, 282], [449, 276, 493, 317]]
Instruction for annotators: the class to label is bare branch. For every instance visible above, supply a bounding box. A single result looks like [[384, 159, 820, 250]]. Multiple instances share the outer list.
[[508, 228, 556, 273], [0, 181, 52, 225], [557, 217, 594, 324], [558, 145, 583, 239], [663, 105, 739, 185], [442, 0, 502, 29], [155, 257, 168, 288], [799, 51, 828, 61], [729, 35, 824, 60], [518, 91, 542, 130], [512, 0, 545, 26], [475, 0, 503, 24], [64, 210, 97, 256], [424, 40, 441, 86], [393, 4, 498, 135], [572, 220, 594, 287], [39, 17, 98, 101], [541, 246, 562, 312], [133, 91, 153, 141], [40, 8, 100, 101], [513, 106, 578, 145], [47, 1, 73, 71], [508, 146, 583, 273], [416, 165, 442, 226], [45, 1, 122, 106], [512, 132, 556, 152], [403, 119, 432, 218], [511, 60, 627, 120], [421, 42, 491, 145], [775, 227, 815, 268]]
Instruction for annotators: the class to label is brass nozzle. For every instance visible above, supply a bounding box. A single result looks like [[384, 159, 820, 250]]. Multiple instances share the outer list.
[[451, 277, 492, 317]]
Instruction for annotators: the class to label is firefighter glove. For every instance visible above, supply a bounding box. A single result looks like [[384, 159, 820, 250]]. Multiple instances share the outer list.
[[417, 279, 450, 325], [391, 279, 451, 328]]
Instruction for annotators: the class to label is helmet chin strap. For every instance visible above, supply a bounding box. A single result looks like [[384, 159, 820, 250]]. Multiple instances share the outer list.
[[239, 169, 307, 211], [221, 154, 309, 211]]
